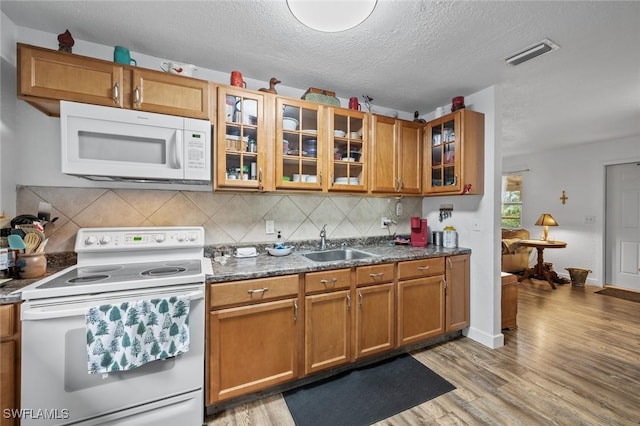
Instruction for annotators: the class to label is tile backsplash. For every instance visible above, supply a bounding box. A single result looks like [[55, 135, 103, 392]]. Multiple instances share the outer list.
[[16, 186, 422, 252]]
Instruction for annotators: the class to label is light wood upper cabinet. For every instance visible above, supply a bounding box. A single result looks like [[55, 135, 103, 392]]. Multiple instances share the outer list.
[[214, 86, 271, 191], [424, 109, 484, 195], [445, 254, 470, 332], [18, 43, 210, 119], [397, 120, 423, 194], [369, 115, 397, 193], [276, 98, 326, 190], [18, 43, 124, 115], [370, 115, 423, 194], [327, 108, 368, 193], [130, 68, 210, 118]]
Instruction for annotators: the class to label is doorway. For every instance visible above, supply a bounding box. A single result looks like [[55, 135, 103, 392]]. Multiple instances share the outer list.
[[605, 162, 640, 290]]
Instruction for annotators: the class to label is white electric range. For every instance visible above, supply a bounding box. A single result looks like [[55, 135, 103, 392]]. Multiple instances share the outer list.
[[17, 226, 212, 426]]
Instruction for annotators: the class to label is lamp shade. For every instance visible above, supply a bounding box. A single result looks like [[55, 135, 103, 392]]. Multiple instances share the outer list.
[[535, 213, 558, 227]]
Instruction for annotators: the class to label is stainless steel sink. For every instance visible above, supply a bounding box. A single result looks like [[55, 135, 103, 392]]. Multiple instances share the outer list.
[[300, 248, 377, 263]]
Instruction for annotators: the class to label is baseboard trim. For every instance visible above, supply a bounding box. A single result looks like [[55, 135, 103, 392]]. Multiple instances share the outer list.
[[464, 326, 504, 349]]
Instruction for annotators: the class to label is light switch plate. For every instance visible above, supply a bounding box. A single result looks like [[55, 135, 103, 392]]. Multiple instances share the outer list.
[[265, 220, 275, 234]]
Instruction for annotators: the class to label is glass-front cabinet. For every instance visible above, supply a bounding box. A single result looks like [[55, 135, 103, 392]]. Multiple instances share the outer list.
[[427, 116, 458, 192], [424, 109, 484, 195], [276, 98, 324, 190], [216, 87, 266, 190], [328, 109, 368, 192]]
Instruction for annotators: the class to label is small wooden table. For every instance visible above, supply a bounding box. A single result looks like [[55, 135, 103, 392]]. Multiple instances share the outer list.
[[517, 239, 568, 289]]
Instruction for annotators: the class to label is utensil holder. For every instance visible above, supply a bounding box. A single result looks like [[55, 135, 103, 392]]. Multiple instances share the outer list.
[[17, 252, 47, 279]]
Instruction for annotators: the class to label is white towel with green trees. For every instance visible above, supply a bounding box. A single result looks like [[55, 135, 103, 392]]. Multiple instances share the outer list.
[[86, 296, 190, 374]]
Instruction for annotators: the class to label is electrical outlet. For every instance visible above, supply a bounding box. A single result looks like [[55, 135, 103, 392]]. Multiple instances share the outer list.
[[584, 215, 596, 224], [395, 201, 403, 216], [265, 220, 275, 234], [381, 217, 390, 228]]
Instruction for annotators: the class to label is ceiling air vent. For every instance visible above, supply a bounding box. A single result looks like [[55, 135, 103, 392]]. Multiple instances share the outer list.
[[505, 39, 559, 66]]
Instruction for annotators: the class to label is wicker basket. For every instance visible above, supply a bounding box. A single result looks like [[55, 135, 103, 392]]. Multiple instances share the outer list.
[[225, 137, 247, 152], [565, 268, 591, 287]]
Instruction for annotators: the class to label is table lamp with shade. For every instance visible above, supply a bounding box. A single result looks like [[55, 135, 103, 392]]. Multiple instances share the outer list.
[[535, 213, 558, 241]]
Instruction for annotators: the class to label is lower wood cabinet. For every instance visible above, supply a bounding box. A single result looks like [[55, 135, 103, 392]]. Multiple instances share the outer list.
[[303, 268, 352, 375], [397, 258, 445, 346], [304, 290, 351, 374], [207, 275, 300, 404], [445, 254, 471, 332], [206, 255, 470, 406], [0, 303, 20, 426], [354, 282, 395, 359]]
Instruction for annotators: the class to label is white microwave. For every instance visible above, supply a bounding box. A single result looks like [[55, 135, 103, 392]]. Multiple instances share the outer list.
[[61, 101, 212, 184]]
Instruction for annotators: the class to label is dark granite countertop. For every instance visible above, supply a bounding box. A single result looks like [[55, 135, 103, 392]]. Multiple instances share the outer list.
[[1, 241, 470, 303], [207, 243, 470, 282], [0, 252, 77, 304]]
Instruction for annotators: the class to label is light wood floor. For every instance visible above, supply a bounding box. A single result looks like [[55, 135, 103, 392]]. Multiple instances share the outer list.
[[206, 279, 640, 425]]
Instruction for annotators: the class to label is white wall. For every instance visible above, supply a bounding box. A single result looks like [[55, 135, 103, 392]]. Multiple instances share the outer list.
[[1, 12, 18, 218], [503, 136, 640, 286], [423, 85, 504, 349]]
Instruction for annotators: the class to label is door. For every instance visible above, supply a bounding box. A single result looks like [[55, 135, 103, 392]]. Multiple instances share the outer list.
[[396, 276, 444, 346], [354, 283, 394, 359], [209, 298, 299, 402], [445, 255, 470, 332], [370, 115, 397, 193], [304, 290, 351, 374], [132, 69, 210, 119], [606, 163, 640, 290], [397, 120, 422, 194]]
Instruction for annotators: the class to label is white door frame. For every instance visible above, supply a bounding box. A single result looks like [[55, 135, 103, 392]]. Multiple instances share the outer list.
[[602, 157, 640, 288]]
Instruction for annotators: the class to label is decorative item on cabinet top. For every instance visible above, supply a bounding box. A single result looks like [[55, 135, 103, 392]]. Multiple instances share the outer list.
[[57, 29, 74, 53], [302, 87, 340, 106], [259, 77, 281, 94]]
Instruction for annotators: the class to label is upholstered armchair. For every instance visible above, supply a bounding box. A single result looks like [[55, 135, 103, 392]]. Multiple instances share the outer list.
[[501, 229, 532, 273]]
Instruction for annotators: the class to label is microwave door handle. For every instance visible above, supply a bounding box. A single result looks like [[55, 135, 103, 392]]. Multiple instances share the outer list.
[[174, 131, 183, 169]]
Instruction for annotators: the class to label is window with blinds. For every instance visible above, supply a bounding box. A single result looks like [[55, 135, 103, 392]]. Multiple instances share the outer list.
[[501, 175, 523, 228]]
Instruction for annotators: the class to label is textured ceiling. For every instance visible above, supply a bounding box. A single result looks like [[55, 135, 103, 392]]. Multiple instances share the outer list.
[[2, 0, 639, 157]]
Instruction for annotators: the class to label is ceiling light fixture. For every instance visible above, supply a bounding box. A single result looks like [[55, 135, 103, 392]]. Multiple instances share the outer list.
[[287, 0, 377, 33], [505, 39, 559, 66]]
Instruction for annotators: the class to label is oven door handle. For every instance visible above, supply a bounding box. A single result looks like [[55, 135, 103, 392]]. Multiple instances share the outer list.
[[22, 289, 205, 320]]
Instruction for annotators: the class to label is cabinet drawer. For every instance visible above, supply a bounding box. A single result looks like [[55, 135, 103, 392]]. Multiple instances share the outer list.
[[0, 304, 16, 338], [305, 269, 351, 293], [356, 263, 395, 286], [398, 258, 444, 280], [210, 275, 299, 308]]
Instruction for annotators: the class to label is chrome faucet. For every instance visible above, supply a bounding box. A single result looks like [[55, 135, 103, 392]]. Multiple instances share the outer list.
[[319, 224, 327, 250]]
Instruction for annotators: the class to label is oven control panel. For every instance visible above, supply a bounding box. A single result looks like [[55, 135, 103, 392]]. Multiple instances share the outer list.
[[75, 226, 205, 252]]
